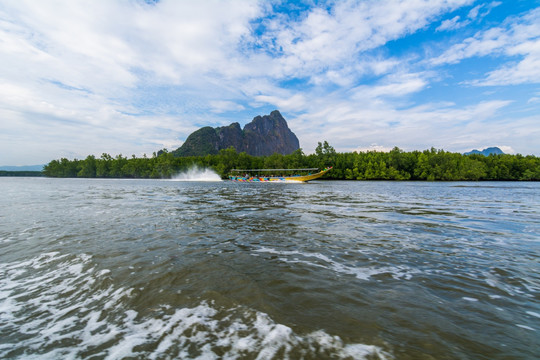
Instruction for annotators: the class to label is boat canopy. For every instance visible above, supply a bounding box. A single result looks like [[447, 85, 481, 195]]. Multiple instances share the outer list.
[[231, 168, 319, 172]]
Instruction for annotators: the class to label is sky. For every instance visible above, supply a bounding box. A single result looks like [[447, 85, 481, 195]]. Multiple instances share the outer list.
[[1, 0, 539, 166]]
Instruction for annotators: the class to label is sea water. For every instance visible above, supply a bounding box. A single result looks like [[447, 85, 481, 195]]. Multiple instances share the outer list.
[[0, 178, 538, 359]]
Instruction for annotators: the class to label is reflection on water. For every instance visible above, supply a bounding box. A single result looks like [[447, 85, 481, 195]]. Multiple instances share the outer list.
[[0, 178, 538, 359]]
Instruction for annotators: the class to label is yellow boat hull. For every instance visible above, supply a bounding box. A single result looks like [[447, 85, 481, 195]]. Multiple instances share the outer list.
[[230, 167, 332, 182]]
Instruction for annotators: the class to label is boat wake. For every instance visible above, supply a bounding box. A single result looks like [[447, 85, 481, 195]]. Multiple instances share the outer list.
[[171, 166, 222, 182], [0, 252, 391, 359]]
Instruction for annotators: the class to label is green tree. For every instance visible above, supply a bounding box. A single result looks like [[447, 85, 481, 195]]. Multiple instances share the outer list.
[[42, 146, 540, 181], [78, 155, 96, 178], [96, 153, 113, 177]]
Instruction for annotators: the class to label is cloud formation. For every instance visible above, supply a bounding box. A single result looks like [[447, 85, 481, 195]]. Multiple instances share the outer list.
[[0, 0, 538, 165], [431, 6, 540, 87]]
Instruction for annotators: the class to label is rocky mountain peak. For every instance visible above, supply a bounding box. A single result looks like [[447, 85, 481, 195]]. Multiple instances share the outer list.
[[173, 110, 299, 157]]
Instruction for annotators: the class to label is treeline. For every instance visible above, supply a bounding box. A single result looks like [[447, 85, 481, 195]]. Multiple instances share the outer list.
[[43, 142, 540, 180]]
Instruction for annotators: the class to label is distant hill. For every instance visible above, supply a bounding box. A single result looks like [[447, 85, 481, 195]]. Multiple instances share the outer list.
[[0, 164, 44, 171], [464, 147, 504, 156], [173, 110, 300, 157]]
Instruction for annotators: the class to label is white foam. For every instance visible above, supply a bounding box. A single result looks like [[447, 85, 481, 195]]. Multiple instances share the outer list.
[[462, 297, 479, 302], [0, 253, 133, 359], [171, 166, 222, 182], [483, 271, 531, 298], [0, 236, 13, 243], [0, 253, 391, 359], [526, 311, 540, 318], [515, 324, 535, 331], [254, 247, 419, 281], [103, 302, 392, 359]]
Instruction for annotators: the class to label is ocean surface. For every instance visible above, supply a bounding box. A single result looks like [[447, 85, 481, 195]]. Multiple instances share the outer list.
[[0, 177, 538, 359]]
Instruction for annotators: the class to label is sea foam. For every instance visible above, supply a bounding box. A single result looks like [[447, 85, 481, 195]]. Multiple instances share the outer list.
[[0, 252, 391, 359], [254, 247, 420, 281]]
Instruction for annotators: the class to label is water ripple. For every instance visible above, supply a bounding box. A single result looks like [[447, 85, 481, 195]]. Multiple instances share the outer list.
[[0, 178, 538, 359]]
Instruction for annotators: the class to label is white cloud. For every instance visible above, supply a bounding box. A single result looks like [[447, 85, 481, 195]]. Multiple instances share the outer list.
[[433, 2, 501, 32], [472, 39, 540, 86], [353, 144, 394, 153], [355, 72, 430, 99], [0, 0, 538, 164], [431, 7, 540, 86], [497, 145, 515, 154], [468, 2, 501, 20], [467, 5, 481, 20], [255, 94, 308, 112], [287, 96, 515, 155], [209, 101, 245, 114], [241, 0, 475, 84], [0, 0, 263, 90], [0, 0, 265, 164], [436, 16, 469, 32], [0, 0, 474, 101], [430, 26, 509, 65]]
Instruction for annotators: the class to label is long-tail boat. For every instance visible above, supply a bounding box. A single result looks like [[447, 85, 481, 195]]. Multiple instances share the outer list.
[[229, 167, 332, 182]]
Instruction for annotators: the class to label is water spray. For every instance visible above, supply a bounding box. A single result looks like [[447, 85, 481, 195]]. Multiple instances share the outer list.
[[171, 166, 222, 182]]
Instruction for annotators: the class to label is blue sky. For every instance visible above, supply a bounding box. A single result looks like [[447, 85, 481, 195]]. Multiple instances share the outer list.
[[1, 0, 539, 165]]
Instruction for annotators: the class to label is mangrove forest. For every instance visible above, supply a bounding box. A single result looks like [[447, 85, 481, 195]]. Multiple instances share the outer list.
[[43, 142, 540, 181]]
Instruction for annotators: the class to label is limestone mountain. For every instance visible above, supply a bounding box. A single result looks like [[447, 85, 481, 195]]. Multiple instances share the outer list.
[[173, 110, 300, 157], [464, 147, 504, 156]]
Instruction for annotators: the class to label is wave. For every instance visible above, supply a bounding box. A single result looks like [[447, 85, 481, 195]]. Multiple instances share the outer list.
[[254, 247, 420, 281], [0, 252, 391, 359]]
